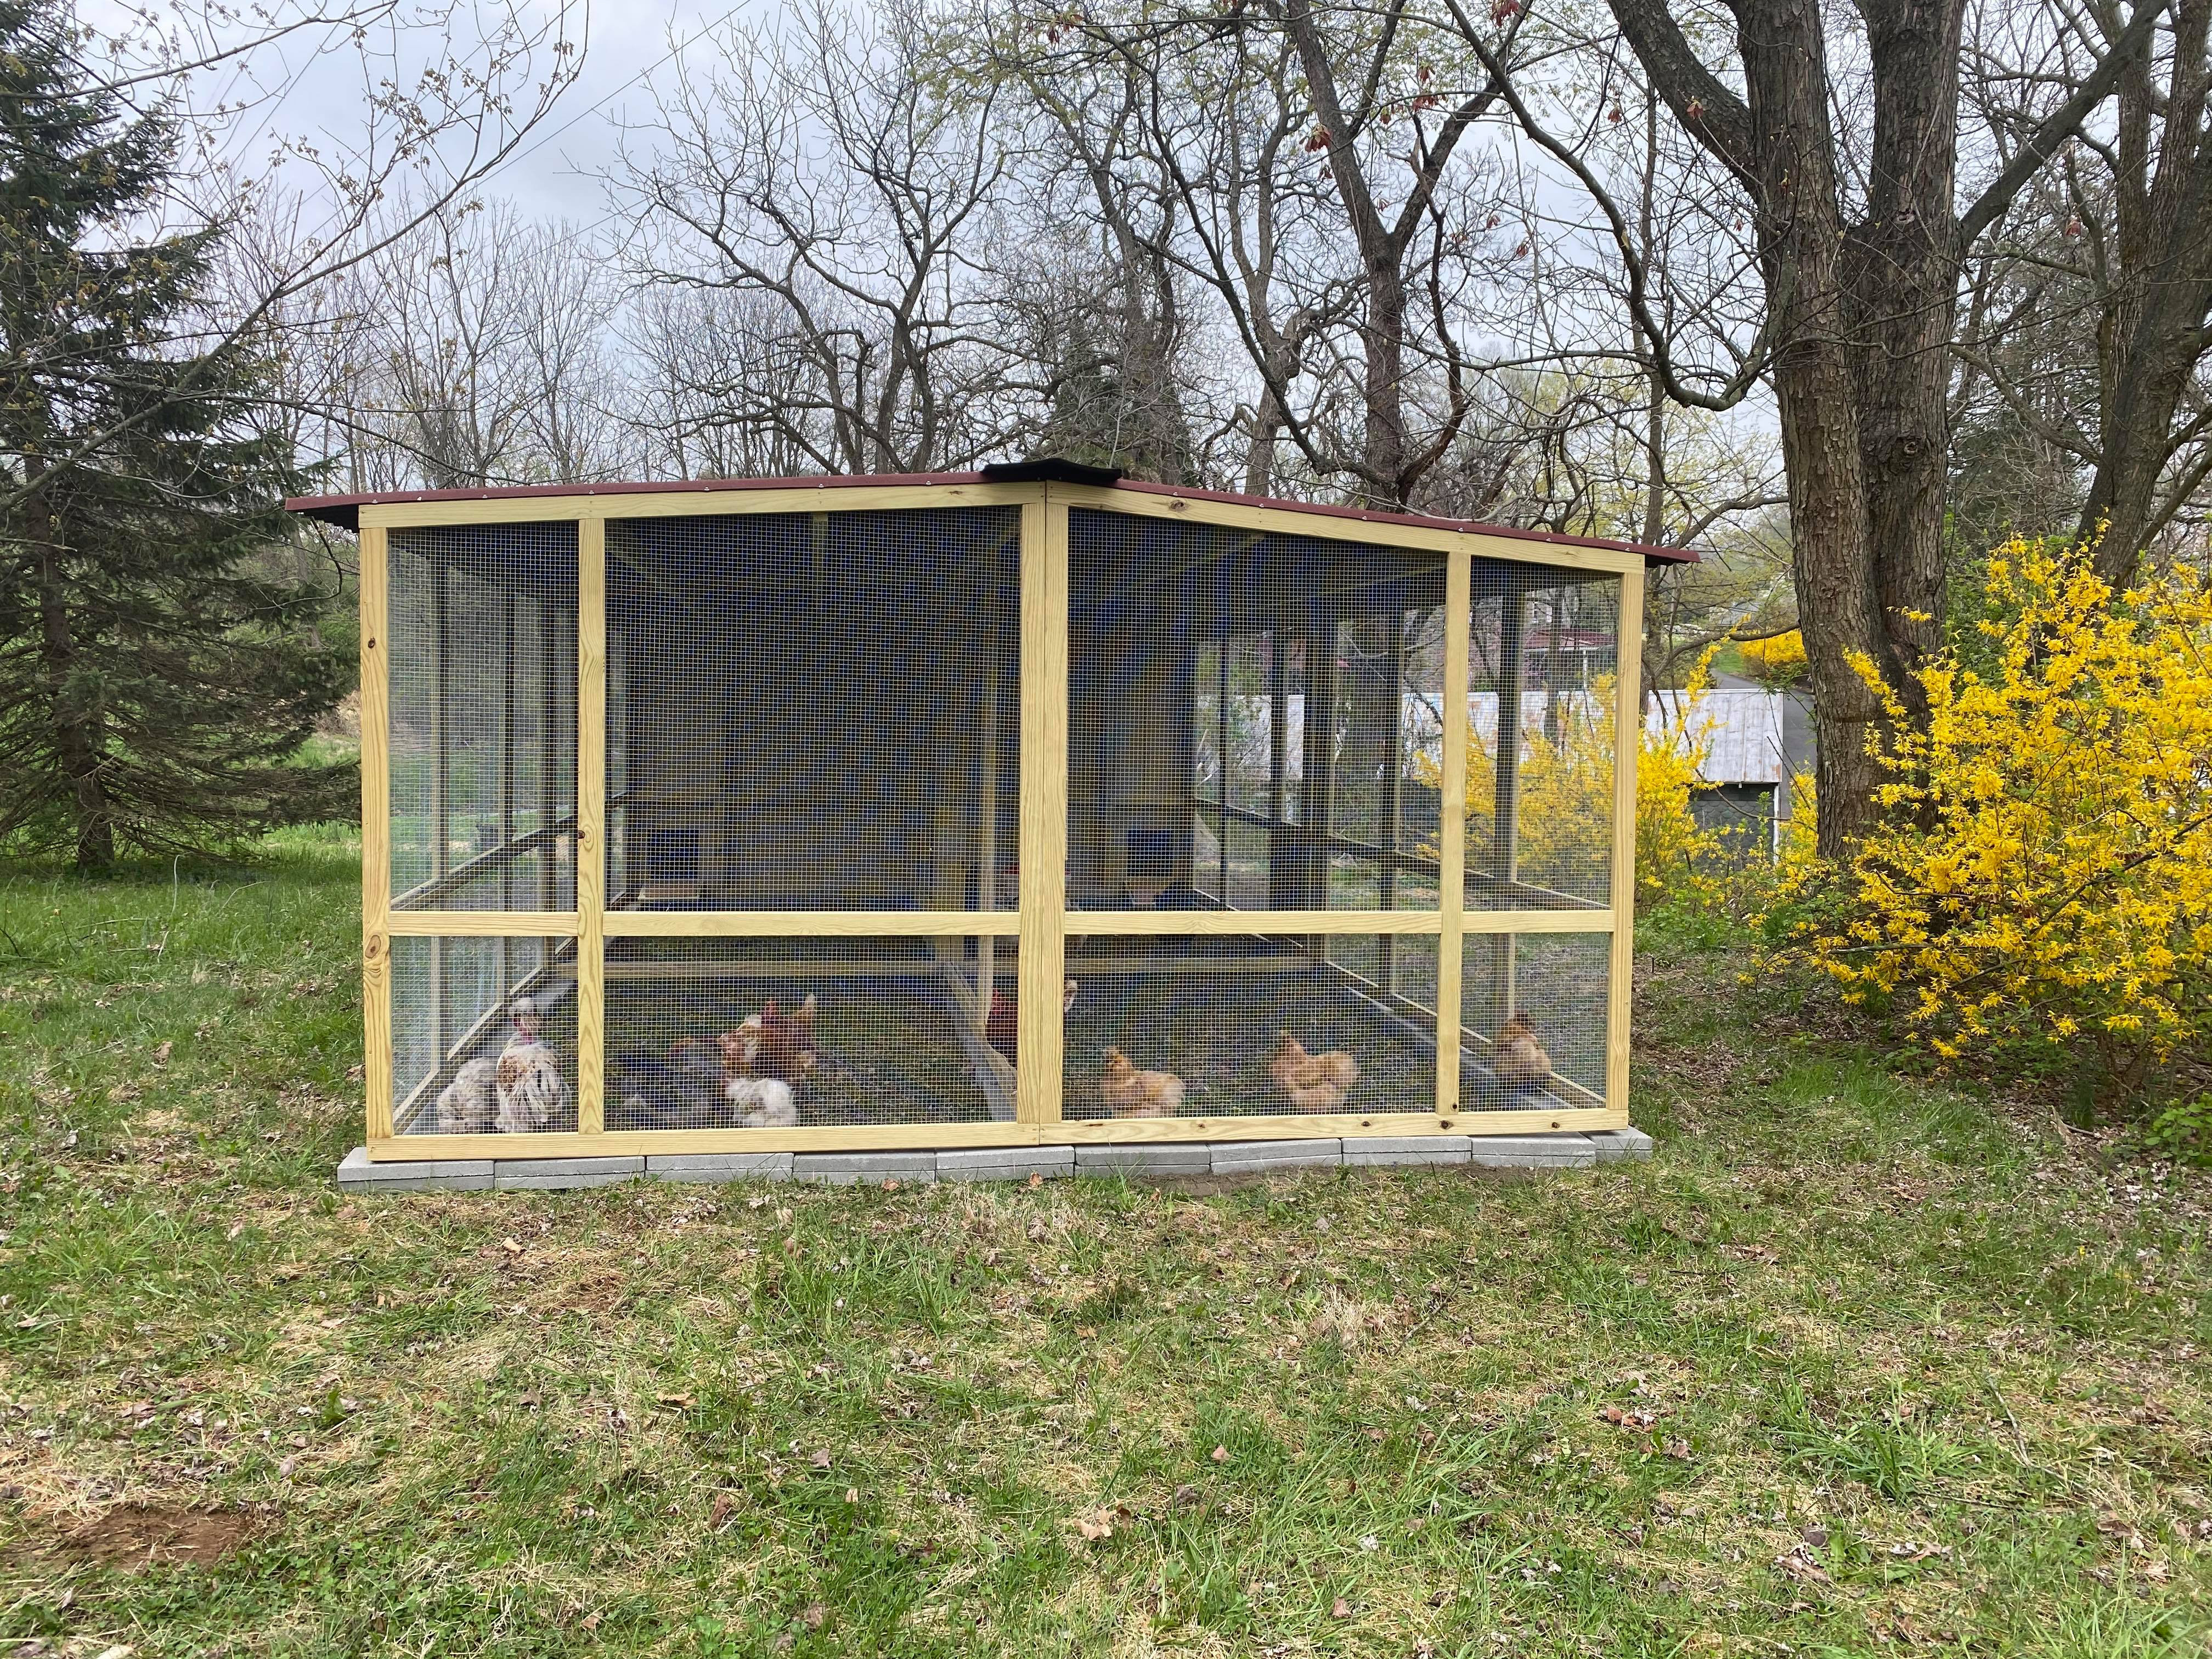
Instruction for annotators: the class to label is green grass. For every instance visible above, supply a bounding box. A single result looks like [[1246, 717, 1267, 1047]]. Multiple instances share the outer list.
[[2, 833, 2209, 1654]]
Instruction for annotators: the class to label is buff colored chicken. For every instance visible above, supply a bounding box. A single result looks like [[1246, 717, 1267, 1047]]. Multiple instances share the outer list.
[[1269, 1030, 1359, 1112], [1491, 1012, 1553, 1093], [436, 1056, 498, 1133], [1099, 1046, 1185, 1117]]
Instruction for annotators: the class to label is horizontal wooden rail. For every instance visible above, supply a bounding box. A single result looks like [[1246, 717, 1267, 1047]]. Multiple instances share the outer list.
[[388, 911, 578, 937], [605, 909, 1022, 938]]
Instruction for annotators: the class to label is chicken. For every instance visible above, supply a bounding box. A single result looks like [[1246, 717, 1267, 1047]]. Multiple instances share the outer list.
[[1269, 1030, 1359, 1112], [435, 1056, 498, 1133], [1100, 1046, 1185, 1117], [1491, 1012, 1553, 1093], [985, 978, 1079, 1063], [719, 994, 819, 1084], [754, 994, 819, 1082], [495, 996, 568, 1132], [727, 1075, 798, 1127]]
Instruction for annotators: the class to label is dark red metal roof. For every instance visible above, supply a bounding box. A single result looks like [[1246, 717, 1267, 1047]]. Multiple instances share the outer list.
[[285, 470, 1699, 565]]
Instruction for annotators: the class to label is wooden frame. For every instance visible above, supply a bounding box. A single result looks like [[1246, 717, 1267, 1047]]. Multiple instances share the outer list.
[[343, 478, 1644, 1160]]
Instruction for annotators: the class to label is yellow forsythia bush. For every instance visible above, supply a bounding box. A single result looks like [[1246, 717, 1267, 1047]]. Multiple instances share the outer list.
[[1775, 540, 2212, 1087], [1740, 629, 1808, 686]]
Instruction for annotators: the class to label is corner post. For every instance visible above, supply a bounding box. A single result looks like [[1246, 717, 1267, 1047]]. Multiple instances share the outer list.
[[1605, 563, 1645, 1119], [359, 522, 393, 1142], [577, 515, 607, 1136], [1435, 546, 1470, 1116], [1017, 489, 1068, 1127]]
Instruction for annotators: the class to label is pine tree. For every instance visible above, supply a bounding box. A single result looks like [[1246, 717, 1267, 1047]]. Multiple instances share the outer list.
[[0, 2, 350, 870]]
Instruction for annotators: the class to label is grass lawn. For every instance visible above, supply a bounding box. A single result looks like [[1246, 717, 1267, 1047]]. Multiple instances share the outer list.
[[1, 828, 2208, 1655]]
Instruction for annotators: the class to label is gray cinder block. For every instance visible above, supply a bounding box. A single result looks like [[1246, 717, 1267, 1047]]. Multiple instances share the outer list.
[[495, 1154, 644, 1190], [1074, 1142, 1211, 1177], [1585, 1127, 1656, 1164], [337, 1147, 493, 1193], [1211, 1139, 1342, 1176], [646, 1153, 795, 1183], [936, 1147, 1075, 1182], [1465, 1134, 1598, 1169], [792, 1151, 939, 1186], [1340, 1135, 1472, 1167]]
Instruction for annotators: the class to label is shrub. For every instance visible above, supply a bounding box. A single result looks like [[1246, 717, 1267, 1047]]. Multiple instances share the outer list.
[[1739, 629, 1808, 687], [1769, 540, 2212, 1098]]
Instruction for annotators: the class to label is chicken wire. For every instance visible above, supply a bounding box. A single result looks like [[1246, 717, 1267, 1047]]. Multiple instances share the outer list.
[[602, 936, 1006, 1130], [1465, 570, 1622, 911], [388, 524, 578, 911], [603, 509, 1019, 912], [1458, 930, 1610, 1110], [391, 932, 577, 1134], [1070, 508, 1446, 917], [1061, 935, 1440, 1120]]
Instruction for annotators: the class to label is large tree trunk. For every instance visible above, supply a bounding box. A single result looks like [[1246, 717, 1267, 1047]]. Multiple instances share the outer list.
[[27, 485, 114, 871], [1613, 0, 1969, 854]]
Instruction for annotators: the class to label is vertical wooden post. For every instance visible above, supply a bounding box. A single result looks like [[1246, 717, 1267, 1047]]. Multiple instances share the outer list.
[[577, 516, 607, 1136], [1017, 490, 1068, 1126], [1606, 565, 1645, 1118], [1435, 549, 1469, 1116], [359, 524, 393, 1143], [1492, 586, 1527, 1018]]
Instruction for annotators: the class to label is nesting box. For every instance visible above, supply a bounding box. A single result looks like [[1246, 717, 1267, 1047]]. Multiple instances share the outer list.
[[292, 462, 1686, 1162]]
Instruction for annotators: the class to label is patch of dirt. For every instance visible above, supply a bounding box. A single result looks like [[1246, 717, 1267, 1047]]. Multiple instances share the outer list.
[[50, 1504, 259, 1568]]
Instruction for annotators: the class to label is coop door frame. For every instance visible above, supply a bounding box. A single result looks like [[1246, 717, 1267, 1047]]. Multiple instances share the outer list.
[[357, 482, 1643, 1159]]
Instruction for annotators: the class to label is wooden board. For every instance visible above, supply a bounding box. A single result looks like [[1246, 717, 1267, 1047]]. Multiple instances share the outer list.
[[577, 517, 607, 1136], [1017, 495, 1070, 1122], [361, 1105, 1618, 1160], [1435, 546, 1471, 1113], [1044, 483, 1645, 575], [358, 523, 393, 1141], [1607, 566, 1645, 1115], [359, 481, 1042, 531], [388, 911, 579, 936], [605, 910, 1021, 938], [1071, 908, 1444, 936]]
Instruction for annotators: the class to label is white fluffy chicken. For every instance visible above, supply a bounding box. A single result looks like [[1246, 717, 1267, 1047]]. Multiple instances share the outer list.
[[727, 1075, 798, 1127], [495, 996, 569, 1133], [436, 1056, 498, 1133]]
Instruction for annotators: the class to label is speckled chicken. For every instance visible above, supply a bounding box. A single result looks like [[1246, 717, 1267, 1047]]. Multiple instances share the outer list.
[[1269, 1030, 1359, 1112], [435, 1056, 498, 1133], [1100, 1046, 1185, 1117], [495, 997, 568, 1133]]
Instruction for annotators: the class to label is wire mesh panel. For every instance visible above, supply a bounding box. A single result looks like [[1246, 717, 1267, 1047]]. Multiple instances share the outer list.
[[1061, 935, 1440, 1119], [1458, 931, 1610, 1110], [604, 510, 1019, 912], [602, 937, 1007, 1129], [388, 524, 579, 911], [1069, 509, 1445, 915], [1465, 566, 1622, 910], [391, 933, 578, 1134]]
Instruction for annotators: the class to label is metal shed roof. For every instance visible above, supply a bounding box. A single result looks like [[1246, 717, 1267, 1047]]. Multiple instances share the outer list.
[[284, 462, 1700, 566]]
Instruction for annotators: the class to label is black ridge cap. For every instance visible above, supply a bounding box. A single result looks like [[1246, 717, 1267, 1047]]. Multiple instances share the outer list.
[[978, 456, 1127, 487]]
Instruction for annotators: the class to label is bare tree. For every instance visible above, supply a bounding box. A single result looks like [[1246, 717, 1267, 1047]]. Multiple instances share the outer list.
[[1448, 0, 2155, 852], [616, 0, 1028, 475]]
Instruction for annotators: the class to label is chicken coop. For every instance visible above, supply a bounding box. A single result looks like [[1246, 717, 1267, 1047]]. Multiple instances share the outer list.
[[294, 460, 1685, 1164]]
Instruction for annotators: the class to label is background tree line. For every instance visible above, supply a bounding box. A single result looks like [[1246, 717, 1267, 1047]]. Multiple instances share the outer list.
[[6, 0, 2212, 873]]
